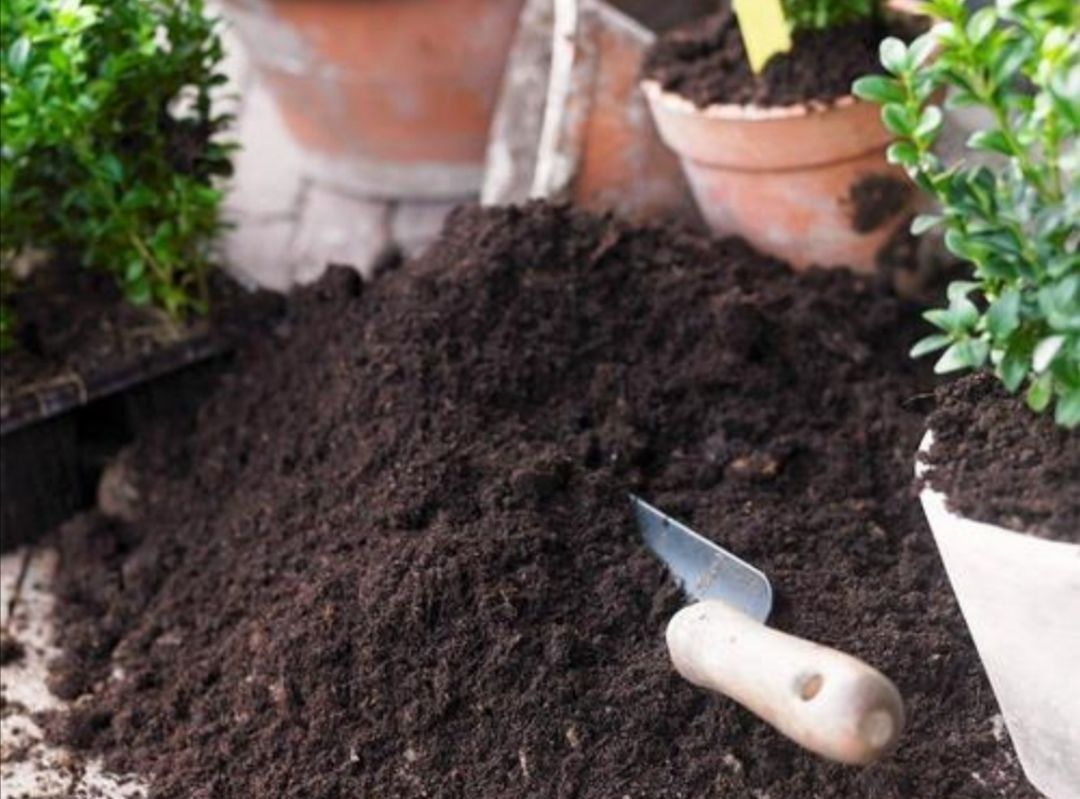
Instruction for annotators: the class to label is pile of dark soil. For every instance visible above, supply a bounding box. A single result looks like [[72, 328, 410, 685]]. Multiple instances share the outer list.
[[46, 203, 1036, 798], [924, 373, 1080, 542], [643, 10, 906, 108]]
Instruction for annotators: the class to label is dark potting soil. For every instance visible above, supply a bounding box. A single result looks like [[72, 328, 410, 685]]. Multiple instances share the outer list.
[[924, 373, 1080, 542], [848, 174, 914, 234], [643, 11, 905, 108], [44, 203, 1036, 798], [0, 259, 278, 425]]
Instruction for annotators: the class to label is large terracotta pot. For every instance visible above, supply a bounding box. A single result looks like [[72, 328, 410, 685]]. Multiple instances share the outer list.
[[641, 80, 914, 272], [917, 433, 1080, 799], [227, 0, 526, 197]]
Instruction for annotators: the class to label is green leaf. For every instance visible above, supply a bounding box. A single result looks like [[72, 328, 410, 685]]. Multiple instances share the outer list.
[[1032, 335, 1065, 372], [914, 106, 944, 140], [8, 37, 31, 74], [944, 229, 981, 262], [126, 275, 152, 306], [965, 7, 997, 44], [886, 141, 918, 167], [908, 33, 937, 68], [1026, 373, 1053, 412], [1055, 388, 1080, 429], [910, 214, 942, 235], [986, 289, 1021, 339], [935, 338, 990, 373], [911, 334, 952, 358], [852, 75, 905, 105], [998, 342, 1030, 392], [879, 38, 909, 75], [924, 308, 955, 332], [947, 281, 979, 304], [881, 104, 914, 136], [967, 129, 1014, 155], [124, 258, 145, 283], [99, 153, 124, 184], [1047, 254, 1079, 279]]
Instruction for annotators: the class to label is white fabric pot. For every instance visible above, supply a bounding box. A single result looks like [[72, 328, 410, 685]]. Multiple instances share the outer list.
[[917, 432, 1080, 799]]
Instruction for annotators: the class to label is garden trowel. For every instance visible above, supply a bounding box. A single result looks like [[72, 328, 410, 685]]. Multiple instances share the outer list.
[[631, 495, 905, 765]]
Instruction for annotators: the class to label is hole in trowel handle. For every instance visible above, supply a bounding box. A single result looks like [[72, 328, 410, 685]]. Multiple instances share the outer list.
[[798, 673, 824, 701]]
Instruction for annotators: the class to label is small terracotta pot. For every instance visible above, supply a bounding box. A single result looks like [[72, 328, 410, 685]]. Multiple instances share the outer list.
[[227, 0, 525, 196], [917, 433, 1080, 799], [641, 80, 914, 271]]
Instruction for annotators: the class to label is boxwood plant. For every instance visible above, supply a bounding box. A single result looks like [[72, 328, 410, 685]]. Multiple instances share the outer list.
[[854, 0, 1079, 428], [782, 0, 878, 31], [0, 0, 235, 347]]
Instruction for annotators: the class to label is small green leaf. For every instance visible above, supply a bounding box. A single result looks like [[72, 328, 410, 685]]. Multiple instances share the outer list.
[[967, 129, 1013, 155], [924, 308, 955, 332], [911, 334, 952, 358], [1055, 388, 1080, 429], [965, 7, 996, 45], [910, 214, 942, 235], [852, 75, 906, 104], [947, 281, 979, 304], [1026, 373, 1053, 412], [1047, 254, 1079, 278], [935, 339, 989, 373], [998, 342, 1030, 392], [8, 37, 31, 74], [126, 275, 152, 306], [914, 106, 944, 140], [881, 104, 914, 136], [944, 229, 981, 262], [879, 38, 909, 75], [99, 153, 124, 184], [1032, 335, 1065, 372], [986, 289, 1020, 339], [125, 258, 145, 283], [908, 33, 937, 68], [886, 141, 918, 167]]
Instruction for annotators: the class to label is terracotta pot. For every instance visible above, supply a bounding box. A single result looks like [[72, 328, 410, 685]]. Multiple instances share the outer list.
[[917, 433, 1080, 799], [641, 80, 914, 271], [227, 0, 526, 197]]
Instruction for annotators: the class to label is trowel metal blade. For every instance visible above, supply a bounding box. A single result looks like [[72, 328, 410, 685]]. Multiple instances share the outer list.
[[631, 495, 773, 622]]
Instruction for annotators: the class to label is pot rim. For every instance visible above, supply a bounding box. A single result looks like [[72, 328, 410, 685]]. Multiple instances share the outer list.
[[639, 78, 862, 123], [916, 430, 1079, 549]]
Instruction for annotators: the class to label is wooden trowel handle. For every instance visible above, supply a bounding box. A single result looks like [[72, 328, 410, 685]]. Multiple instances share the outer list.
[[666, 600, 904, 765]]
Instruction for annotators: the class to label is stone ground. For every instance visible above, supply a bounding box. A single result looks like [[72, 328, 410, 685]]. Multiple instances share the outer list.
[[1, 548, 143, 798]]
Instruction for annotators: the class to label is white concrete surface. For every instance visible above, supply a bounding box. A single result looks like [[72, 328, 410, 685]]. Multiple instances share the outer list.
[[1, 548, 144, 798]]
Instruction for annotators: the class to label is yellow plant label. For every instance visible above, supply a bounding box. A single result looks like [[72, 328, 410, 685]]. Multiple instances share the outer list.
[[733, 0, 793, 74]]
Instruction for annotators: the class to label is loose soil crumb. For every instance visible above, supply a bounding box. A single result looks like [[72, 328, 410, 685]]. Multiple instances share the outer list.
[[46, 203, 1036, 798], [924, 373, 1080, 542], [0, 632, 26, 666], [643, 11, 906, 108], [849, 174, 914, 233]]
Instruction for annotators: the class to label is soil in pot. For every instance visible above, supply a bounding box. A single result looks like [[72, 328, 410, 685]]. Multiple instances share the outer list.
[[0, 260, 279, 429], [922, 373, 1080, 543], [642, 9, 910, 109], [43, 203, 1036, 798]]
